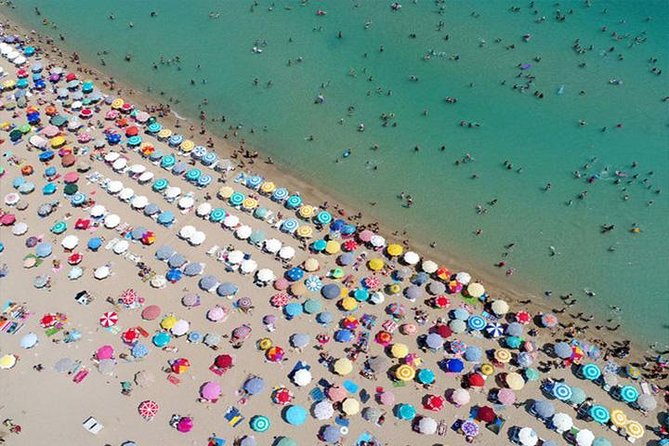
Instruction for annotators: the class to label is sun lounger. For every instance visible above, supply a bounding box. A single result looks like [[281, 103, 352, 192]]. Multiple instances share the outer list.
[[82, 417, 103, 434]]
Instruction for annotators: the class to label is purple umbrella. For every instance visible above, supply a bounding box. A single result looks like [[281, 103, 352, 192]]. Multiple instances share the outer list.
[[461, 420, 480, 436]]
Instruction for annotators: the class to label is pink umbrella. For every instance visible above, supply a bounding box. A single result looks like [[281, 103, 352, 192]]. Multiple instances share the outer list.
[[273, 278, 289, 291], [176, 417, 193, 433], [142, 305, 161, 321], [378, 391, 395, 406], [363, 276, 381, 290], [207, 306, 226, 322], [358, 230, 374, 242], [42, 125, 60, 137], [99, 311, 118, 327], [1, 214, 16, 225], [77, 132, 92, 143], [96, 345, 114, 360], [270, 293, 289, 308], [327, 385, 347, 402], [200, 381, 222, 401], [63, 172, 79, 183], [119, 289, 138, 306], [497, 388, 516, 406]]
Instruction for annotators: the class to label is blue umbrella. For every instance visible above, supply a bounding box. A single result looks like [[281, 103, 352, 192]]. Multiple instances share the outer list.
[[589, 405, 610, 424], [246, 175, 263, 189], [445, 358, 464, 373], [272, 188, 288, 201], [209, 208, 226, 222], [283, 405, 307, 426], [486, 322, 504, 338], [229, 192, 245, 206], [464, 345, 482, 362], [199, 275, 218, 291], [244, 377, 265, 395], [517, 352, 533, 368], [338, 252, 354, 265], [127, 135, 142, 146], [18, 182, 35, 194], [506, 322, 524, 337], [155, 245, 176, 261], [317, 312, 333, 324], [551, 382, 573, 401], [533, 400, 555, 419], [312, 239, 326, 252], [185, 168, 202, 182], [148, 150, 163, 161], [35, 242, 52, 257], [425, 333, 443, 350], [467, 315, 486, 331], [404, 285, 422, 300], [619, 385, 639, 403], [157, 211, 174, 225], [394, 404, 416, 420], [286, 267, 304, 282], [192, 146, 207, 159], [281, 219, 298, 233], [152, 178, 169, 191], [249, 230, 266, 244], [554, 342, 572, 359], [184, 263, 203, 276], [166, 269, 183, 282], [303, 298, 322, 314], [316, 211, 332, 225], [131, 343, 149, 358], [321, 283, 340, 299], [152, 332, 171, 347], [453, 308, 469, 320], [353, 288, 369, 302], [290, 333, 310, 349], [197, 174, 212, 187], [12, 177, 26, 188], [341, 224, 357, 235], [330, 219, 345, 232], [417, 368, 436, 384], [188, 331, 202, 343], [160, 154, 175, 168], [321, 425, 341, 444], [87, 237, 102, 251], [42, 183, 57, 195], [285, 195, 302, 209], [592, 438, 612, 446], [168, 134, 183, 146], [284, 303, 303, 319], [335, 329, 354, 343], [568, 387, 586, 405], [147, 122, 162, 133], [581, 363, 601, 381], [253, 207, 269, 219], [131, 227, 146, 240], [201, 151, 217, 165], [411, 272, 429, 285], [144, 203, 160, 216], [216, 282, 238, 296], [506, 336, 522, 349], [70, 193, 86, 206], [171, 161, 187, 175], [168, 254, 186, 268]]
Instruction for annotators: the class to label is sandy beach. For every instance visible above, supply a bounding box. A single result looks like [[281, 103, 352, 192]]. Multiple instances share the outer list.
[[0, 12, 667, 446]]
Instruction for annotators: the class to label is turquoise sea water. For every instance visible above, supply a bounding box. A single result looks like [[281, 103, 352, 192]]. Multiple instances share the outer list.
[[3, 1, 668, 344]]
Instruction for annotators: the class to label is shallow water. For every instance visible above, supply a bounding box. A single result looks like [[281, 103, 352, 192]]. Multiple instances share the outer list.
[[5, 0, 669, 344]]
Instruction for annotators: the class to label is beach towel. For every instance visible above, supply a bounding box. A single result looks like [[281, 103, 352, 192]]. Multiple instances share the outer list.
[[335, 416, 349, 427], [167, 374, 181, 385], [224, 406, 244, 427], [309, 387, 325, 402], [343, 380, 359, 394]]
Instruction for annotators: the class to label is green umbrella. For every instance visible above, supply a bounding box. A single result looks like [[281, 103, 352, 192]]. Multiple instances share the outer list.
[[64, 183, 78, 195]]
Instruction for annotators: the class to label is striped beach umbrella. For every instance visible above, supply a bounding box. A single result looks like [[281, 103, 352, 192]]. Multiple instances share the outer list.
[[551, 382, 573, 401], [168, 134, 183, 146], [147, 122, 161, 133], [185, 168, 202, 181], [230, 192, 245, 206], [152, 178, 169, 191], [70, 192, 86, 206], [609, 409, 627, 428], [316, 210, 332, 225], [160, 154, 176, 168], [624, 421, 644, 440], [192, 145, 207, 159], [272, 188, 288, 201], [581, 363, 601, 381], [467, 315, 486, 331], [285, 195, 302, 209], [209, 208, 226, 222], [197, 174, 212, 187], [305, 276, 322, 292], [485, 322, 504, 338], [246, 175, 263, 189], [589, 405, 610, 424], [249, 415, 270, 432], [281, 219, 298, 233], [51, 221, 67, 234], [201, 152, 218, 165], [619, 385, 639, 403], [127, 135, 142, 146], [99, 311, 119, 327]]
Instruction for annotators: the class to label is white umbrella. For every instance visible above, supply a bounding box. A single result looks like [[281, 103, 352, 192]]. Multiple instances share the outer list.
[[131, 195, 148, 209], [196, 202, 212, 217], [552, 413, 573, 432], [94, 265, 110, 279], [90, 204, 106, 218], [150, 275, 167, 288], [422, 260, 438, 273], [292, 369, 312, 387], [107, 180, 123, 194], [228, 250, 244, 264], [61, 235, 79, 250], [129, 164, 146, 175], [20, 332, 38, 349], [278, 246, 295, 260], [189, 231, 206, 246], [179, 225, 196, 239], [171, 319, 190, 336], [240, 259, 258, 274], [418, 417, 437, 435], [264, 238, 282, 254], [68, 266, 83, 280], [575, 429, 594, 446], [370, 235, 386, 247], [455, 271, 472, 285], [104, 214, 121, 228], [224, 215, 240, 228], [113, 240, 129, 254], [178, 196, 195, 209], [491, 299, 509, 315], [112, 158, 128, 171], [236, 225, 252, 239], [104, 152, 120, 162], [119, 187, 135, 201], [518, 427, 538, 446], [403, 251, 420, 265], [313, 400, 334, 420], [256, 268, 275, 282], [165, 186, 181, 199], [12, 222, 28, 235], [369, 291, 385, 304], [138, 171, 154, 183]]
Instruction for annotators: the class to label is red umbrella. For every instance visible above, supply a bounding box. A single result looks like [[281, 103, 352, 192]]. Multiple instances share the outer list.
[[65, 73, 77, 82], [436, 266, 450, 281], [434, 324, 452, 338], [121, 328, 140, 344], [272, 387, 293, 405], [375, 331, 393, 346], [476, 406, 496, 423], [0, 214, 16, 225], [67, 252, 83, 265], [468, 373, 485, 387], [74, 218, 90, 229], [138, 400, 159, 420], [433, 295, 450, 309], [270, 293, 289, 308], [120, 289, 138, 306], [515, 311, 531, 325], [39, 313, 57, 328], [342, 240, 358, 251], [99, 311, 119, 327], [125, 126, 139, 137], [214, 354, 233, 369], [424, 394, 445, 412], [266, 346, 285, 362]]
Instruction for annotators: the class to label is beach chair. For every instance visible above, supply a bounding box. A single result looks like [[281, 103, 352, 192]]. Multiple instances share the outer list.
[[82, 417, 103, 434]]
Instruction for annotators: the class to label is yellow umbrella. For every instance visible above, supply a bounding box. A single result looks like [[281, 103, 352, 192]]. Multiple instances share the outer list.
[[395, 364, 416, 382], [157, 128, 172, 139], [0, 354, 17, 369], [180, 140, 195, 152], [610, 409, 628, 428], [388, 283, 401, 295], [341, 297, 358, 311], [625, 421, 644, 439], [2, 80, 16, 89], [506, 372, 525, 390], [339, 287, 349, 298], [494, 349, 512, 363], [218, 186, 234, 199], [467, 282, 485, 298], [480, 363, 494, 376], [260, 181, 276, 194], [50, 136, 66, 148], [160, 315, 177, 330], [325, 241, 341, 254], [303, 258, 320, 272], [386, 244, 403, 257], [342, 398, 360, 415], [334, 358, 353, 375], [368, 258, 384, 271], [258, 337, 273, 351], [391, 343, 409, 359], [242, 198, 258, 210], [296, 226, 313, 238], [111, 98, 124, 109], [298, 205, 314, 219]]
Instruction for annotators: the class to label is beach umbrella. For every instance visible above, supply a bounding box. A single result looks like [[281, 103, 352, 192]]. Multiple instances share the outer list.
[[424, 332, 443, 351], [485, 322, 504, 338], [284, 405, 307, 425], [99, 311, 118, 327], [176, 417, 193, 433], [424, 395, 445, 412], [506, 322, 524, 337], [395, 403, 416, 420], [417, 417, 438, 435], [609, 409, 628, 428], [214, 354, 234, 370], [200, 381, 222, 401], [592, 439, 611, 446], [533, 400, 555, 419], [271, 387, 293, 406], [171, 358, 191, 374], [554, 342, 572, 359], [274, 438, 296, 446], [321, 283, 340, 300], [184, 263, 203, 277], [20, 332, 38, 349], [506, 336, 522, 349], [506, 372, 525, 390], [580, 363, 601, 381], [417, 368, 436, 385], [96, 345, 114, 360], [292, 368, 312, 387], [576, 429, 595, 446], [249, 415, 270, 433], [341, 398, 360, 416], [289, 333, 310, 349], [334, 358, 353, 375], [624, 420, 644, 440], [217, 282, 238, 297], [618, 385, 639, 403], [450, 388, 470, 406], [518, 427, 538, 446], [517, 352, 533, 368], [551, 382, 572, 401], [152, 332, 171, 347], [552, 412, 574, 432], [131, 343, 149, 358], [142, 305, 161, 321], [305, 275, 322, 292], [464, 345, 483, 362], [367, 356, 389, 374], [138, 400, 159, 421], [589, 405, 610, 424], [284, 302, 303, 318], [541, 313, 558, 328], [54, 358, 76, 373], [362, 406, 382, 424], [636, 394, 657, 411], [156, 245, 176, 261], [396, 364, 416, 382], [321, 425, 341, 444], [568, 386, 586, 405], [494, 388, 515, 406], [35, 242, 53, 257], [467, 315, 486, 332]]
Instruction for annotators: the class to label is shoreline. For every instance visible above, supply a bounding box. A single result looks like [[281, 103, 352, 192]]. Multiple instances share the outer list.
[[0, 10, 659, 373]]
